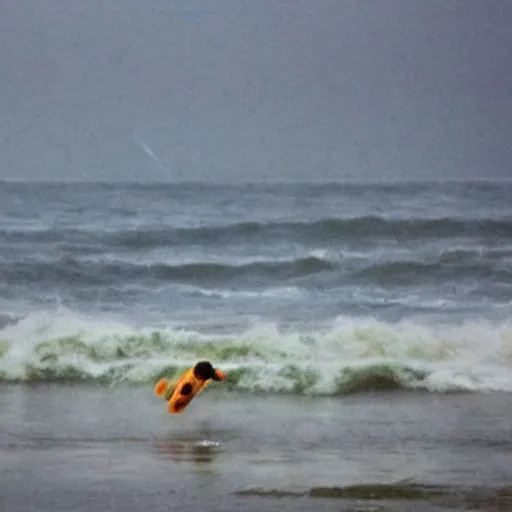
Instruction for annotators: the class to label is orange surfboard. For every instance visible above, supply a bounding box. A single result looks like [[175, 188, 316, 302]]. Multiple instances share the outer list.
[[154, 360, 226, 414]]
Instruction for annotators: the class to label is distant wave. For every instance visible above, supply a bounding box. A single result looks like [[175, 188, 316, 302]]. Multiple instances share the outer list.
[[0, 256, 335, 286], [1, 249, 510, 288], [1, 310, 512, 394], [180, 285, 302, 300], [353, 260, 512, 286], [1, 216, 511, 250]]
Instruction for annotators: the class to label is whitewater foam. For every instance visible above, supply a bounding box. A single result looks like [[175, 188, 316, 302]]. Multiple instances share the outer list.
[[181, 285, 302, 300], [1, 308, 511, 394]]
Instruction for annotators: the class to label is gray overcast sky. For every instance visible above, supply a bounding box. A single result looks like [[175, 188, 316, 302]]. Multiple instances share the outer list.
[[1, 0, 511, 182]]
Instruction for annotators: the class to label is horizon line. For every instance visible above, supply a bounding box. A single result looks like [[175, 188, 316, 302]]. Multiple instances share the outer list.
[[1, 177, 511, 186]]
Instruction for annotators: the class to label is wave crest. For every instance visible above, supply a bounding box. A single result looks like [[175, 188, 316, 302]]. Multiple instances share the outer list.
[[2, 216, 511, 249], [1, 310, 512, 394]]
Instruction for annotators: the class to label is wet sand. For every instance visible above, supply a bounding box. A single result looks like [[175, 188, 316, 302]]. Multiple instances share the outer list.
[[1, 384, 512, 511]]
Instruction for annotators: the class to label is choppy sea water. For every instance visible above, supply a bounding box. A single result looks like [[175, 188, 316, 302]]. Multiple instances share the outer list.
[[0, 180, 511, 394]]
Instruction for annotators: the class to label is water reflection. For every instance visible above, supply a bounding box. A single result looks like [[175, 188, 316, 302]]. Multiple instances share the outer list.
[[151, 423, 231, 474], [153, 437, 221, 466]]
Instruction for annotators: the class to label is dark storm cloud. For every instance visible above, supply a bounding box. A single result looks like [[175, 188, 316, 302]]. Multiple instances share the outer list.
[[1, 0, 511, 182]]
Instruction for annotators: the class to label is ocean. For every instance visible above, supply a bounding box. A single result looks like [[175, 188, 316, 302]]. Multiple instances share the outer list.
[[1, 180, 512, 511]]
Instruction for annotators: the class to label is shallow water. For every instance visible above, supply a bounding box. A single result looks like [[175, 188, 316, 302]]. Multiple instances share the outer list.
[[1, 385, 511, 511]]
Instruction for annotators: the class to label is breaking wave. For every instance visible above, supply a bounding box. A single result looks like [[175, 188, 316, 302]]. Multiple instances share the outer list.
[[1, 309, 512, 394]]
